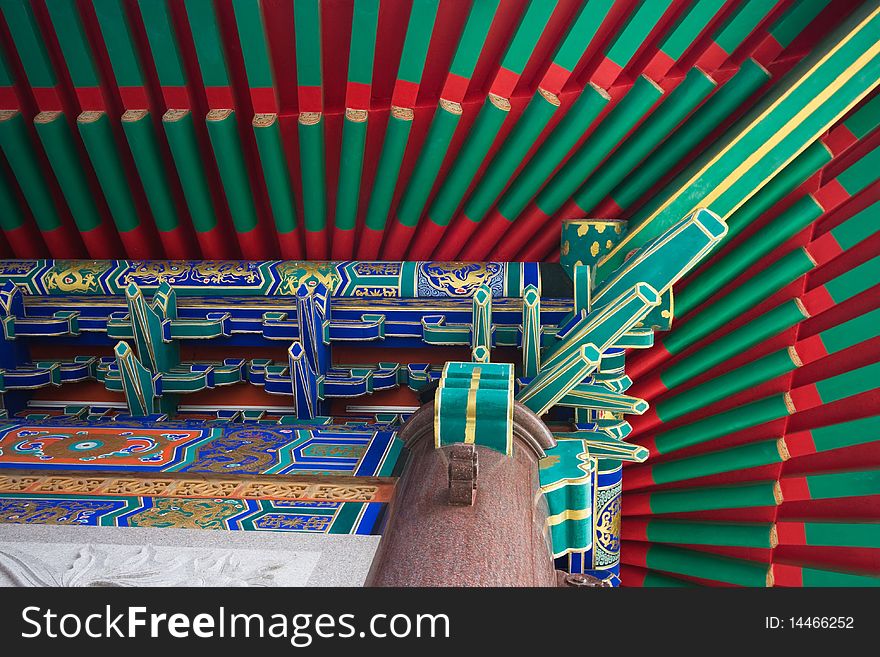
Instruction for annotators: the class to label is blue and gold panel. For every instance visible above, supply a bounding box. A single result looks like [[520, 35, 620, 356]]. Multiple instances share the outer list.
[[0, 421, 402, 478], [228, 499, 381, 535], [0, 260, 44, 294], [592, 459, 622, 575], [0, 494, 384, 534], [553, 457, 622, 585], [329, 261, 402, 298], [113, 261, 272, 296], [42, 260, 118, 295], [0, 493, 143, 526], [176, 426, 400, 476], [0, 260, 543, 299]]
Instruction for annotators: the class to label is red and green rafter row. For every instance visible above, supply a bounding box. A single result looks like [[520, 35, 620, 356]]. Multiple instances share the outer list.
[[357, 0, 440, 260], [407, 0, 557, 259], [295, 0, 327, 259], [332, 0, 380, 259], [382, 0, 499, 258]]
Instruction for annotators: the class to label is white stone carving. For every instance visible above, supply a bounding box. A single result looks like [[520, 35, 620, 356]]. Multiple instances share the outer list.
[[0, 542, 321, 587]]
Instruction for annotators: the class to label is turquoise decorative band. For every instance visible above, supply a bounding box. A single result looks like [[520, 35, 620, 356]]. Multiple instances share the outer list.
[[434, 361, 514, 455], [540, 438, 593, 558]]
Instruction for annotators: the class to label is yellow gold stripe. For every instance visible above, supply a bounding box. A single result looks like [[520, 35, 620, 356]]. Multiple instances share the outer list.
[[697, 46, 880, 211], [463, 367, 482, 444], [546, 507, 591, 525]]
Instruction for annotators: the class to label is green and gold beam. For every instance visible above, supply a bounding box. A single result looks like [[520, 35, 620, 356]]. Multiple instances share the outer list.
[[677, 141, 880, 317], [114, 340, 160, 417], [681, 78, 880, 259], [555, 384, 649, 415], [542, 282, 660, 371], [598, 2, 880, 279], [593, 208, 727, 308], [517, 343, 602, 417], [554, 430, 649, 462]]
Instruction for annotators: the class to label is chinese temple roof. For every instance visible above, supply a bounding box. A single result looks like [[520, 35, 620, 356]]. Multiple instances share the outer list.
[[0, 0, 878, 588]]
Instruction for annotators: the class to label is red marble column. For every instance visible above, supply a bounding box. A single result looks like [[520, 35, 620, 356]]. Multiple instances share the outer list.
[[366, 402, 558, 587]]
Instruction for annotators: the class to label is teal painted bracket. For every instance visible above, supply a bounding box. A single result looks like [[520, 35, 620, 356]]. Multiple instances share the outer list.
[[540, 438, 593, 558], [434, 361, 514, 455]]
